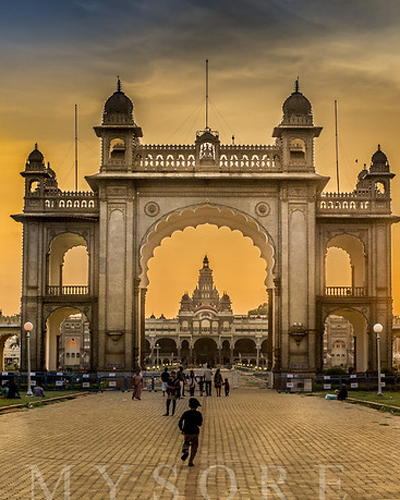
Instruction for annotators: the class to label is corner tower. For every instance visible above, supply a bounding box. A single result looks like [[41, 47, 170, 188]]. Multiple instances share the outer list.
[[94, 78, 143, 172], [273, 80, 322, 172]]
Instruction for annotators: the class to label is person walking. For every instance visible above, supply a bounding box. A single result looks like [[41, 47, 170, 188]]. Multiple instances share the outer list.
[[179, 397, 203, 467], [161, 367, 169, 397], [177, 366, 186, 398], [223, 377, 230, 397], [132, 369, 143, 400], [203, 365, 213, 396], [188, 370, 197, 396], [214, 368, 223, 397], [164, 370, 180, 416]]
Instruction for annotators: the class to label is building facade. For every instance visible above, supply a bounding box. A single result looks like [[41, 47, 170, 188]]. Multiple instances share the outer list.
[[145, 256, 268, 367], [13, 78, 399, 375]]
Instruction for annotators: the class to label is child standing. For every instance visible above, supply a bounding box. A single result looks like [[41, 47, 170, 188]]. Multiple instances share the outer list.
[[178, 398, 203, 467], [223, 378, 230, 396]]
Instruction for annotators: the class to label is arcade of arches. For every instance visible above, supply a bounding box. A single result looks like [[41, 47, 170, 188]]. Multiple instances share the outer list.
[[11, 79, 399, 376]]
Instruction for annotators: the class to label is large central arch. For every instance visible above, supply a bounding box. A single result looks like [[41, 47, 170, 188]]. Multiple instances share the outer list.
[[139, 203, 276, 288]]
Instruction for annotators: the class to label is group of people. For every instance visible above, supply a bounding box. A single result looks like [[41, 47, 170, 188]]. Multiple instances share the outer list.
[[161, 365, 230, 399], [1, 380, 45, 398]]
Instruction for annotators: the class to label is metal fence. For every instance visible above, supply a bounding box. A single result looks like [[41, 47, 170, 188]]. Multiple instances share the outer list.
[[0, 371, 164, 392], [275, 373, 399, 392]]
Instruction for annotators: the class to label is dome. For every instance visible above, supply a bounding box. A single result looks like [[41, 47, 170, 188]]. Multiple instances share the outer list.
[[282, 80, 313, 124], [371, 144, 387, 164], [28, 144, 44, 163], [370, 144, 389, 173], [103, 78, 134, 124], [25, 143, 45, 171], [220, 293, 231, 303]]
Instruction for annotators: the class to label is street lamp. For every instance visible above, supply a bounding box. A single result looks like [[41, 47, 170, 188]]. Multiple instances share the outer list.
[[373, 323, 383, 397], [155, 343, 160, 368], [24, 321, 34, 397]]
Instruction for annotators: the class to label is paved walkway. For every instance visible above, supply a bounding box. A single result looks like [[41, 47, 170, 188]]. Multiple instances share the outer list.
[[1, 385, 400, 500]]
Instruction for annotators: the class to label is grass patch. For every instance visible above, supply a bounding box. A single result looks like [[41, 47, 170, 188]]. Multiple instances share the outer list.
[[0, 390, 84, 408]]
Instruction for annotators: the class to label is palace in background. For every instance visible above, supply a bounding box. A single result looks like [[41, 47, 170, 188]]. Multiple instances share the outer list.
[[145, 256, 268, 367], [8, 76, 400, 375]]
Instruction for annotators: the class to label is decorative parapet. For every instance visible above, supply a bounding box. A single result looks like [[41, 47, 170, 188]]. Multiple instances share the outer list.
[[134, 144, 281, 172], [25, 190, 98, 214], [0, 313, 21, 327], [317, 191, 390, 215]]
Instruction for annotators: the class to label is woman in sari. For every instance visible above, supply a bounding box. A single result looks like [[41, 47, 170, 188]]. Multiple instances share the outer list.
[[132, 369, 143, 400]]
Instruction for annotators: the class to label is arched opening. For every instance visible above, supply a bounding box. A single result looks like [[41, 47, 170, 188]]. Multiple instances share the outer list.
[[326, 234, 366, 296], [323, 310, 367, 372], [46, 308, 91, 371], [47, 233, 89, 295], [0, 334, 20, 371], [194, 338, 218, 366], [109, 138, 126, 159], [323, 315, 354, 370], [157, 338, 178, 363], [234, 338, 257, 366], [140, 204, 275, 369], [393, 336, 400, 369], [375, 181, 385, 195], [29, 180, 40, 193], [180, 339, 190, 365], [289, 138, 306, 163]]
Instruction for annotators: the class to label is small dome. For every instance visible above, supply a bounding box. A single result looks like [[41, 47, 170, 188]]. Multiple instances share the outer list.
[[103, 78, 134, 124], [25, 143, 45, 171], [370, 144, 389, 173], [282, 80, 313, 124], [28, 143, 44, 163], [371, 144, 387, 164], [221, 293, 231, 303]]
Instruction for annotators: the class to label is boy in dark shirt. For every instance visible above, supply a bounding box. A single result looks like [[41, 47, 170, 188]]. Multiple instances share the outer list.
[[178, 397, 203, 467], [223, 377, 230, 396]]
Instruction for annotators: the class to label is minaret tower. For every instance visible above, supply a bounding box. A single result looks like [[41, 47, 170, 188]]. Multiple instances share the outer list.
[[192, 256, 220, 307], [272, 79, 322, 172], [93, 78, 143, 172]]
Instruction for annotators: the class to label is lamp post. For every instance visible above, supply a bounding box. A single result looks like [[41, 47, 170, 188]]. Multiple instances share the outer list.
[[256, 343, 260, 369], [24, 321, 34, 397], [373, 323, 383, 397], [155, 343, 160, 368]]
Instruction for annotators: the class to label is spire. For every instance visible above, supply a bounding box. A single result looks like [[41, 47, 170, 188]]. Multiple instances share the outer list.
[[295, 77, 299, 93], [117, 76, 121, 92], [203, 255, 209, 267]]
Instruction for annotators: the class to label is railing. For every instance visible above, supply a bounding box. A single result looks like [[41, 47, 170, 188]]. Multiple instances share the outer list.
[[135, 144, 281, 172], [325, 286, 367, 297], [46, 286, 89, 296]]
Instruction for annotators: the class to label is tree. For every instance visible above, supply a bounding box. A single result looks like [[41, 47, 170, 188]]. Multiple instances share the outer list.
[[248, 303, 268, 315]]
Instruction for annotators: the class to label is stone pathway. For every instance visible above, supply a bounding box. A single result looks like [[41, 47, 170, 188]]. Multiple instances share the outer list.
[[1, 386, 400, 499]]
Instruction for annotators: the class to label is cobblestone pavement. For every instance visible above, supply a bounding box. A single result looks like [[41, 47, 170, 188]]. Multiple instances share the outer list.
[[1, 384, 400, 500]]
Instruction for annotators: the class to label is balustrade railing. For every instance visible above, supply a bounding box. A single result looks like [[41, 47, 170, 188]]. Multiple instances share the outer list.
[[325, 286, 367, 297], [46, 285, 89, 296]]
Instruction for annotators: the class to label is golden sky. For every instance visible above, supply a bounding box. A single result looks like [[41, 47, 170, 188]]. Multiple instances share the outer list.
[[1, 1, 400, 317]]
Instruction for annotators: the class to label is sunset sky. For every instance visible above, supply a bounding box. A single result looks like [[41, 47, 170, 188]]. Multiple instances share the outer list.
[[1, 0, 400, 317]]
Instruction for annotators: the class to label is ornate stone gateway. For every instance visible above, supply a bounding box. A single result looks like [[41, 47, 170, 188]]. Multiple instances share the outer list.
[[13, 79, 399, 374]]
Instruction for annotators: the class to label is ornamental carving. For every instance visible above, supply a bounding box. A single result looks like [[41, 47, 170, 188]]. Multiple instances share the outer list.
[[144, 201, 160, 217], [255, 202, 270, 217]]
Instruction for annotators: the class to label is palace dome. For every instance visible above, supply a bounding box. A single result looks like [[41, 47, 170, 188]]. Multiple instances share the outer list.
[[25, 144, 45, 170], [28, 144, 44, 163], [103, 79, 134, 124], [370, 145, 389, 173], [282, 81, 313, 125]]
